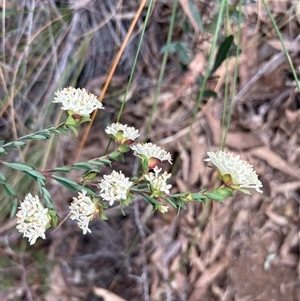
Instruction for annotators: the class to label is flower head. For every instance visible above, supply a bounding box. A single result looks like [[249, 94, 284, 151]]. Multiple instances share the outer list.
[[53, 86, 104, 116], [16, 193, 51, 245], [205, 151, 263, 193], [69, 190, 99, 235], [131, 142, 172, 169], [105, 123, 140, 144], [99, 171, 133, 206], [145, 166, 172, 195]]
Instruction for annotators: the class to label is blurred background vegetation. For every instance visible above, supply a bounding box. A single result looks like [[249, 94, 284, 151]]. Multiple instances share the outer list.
[[1, 1, 299, 300]]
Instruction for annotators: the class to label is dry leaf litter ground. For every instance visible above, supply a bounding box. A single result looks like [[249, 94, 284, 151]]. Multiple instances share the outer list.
[[1, 1, 299, 301]]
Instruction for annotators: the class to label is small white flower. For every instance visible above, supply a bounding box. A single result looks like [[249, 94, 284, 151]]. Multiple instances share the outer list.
[[131, 143, 172, 164], [99, 170, 133, 206], [205, 151, 263, 193], [145, 166, 172, 194], [16, 193, 51, 245], [105, 123, 140, 143], [156, 205, 169, 214], [53, 86, 104, 116], [69, 190, 98, 235]]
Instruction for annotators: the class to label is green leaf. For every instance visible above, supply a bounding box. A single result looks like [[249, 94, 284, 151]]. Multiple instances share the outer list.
[[210, 35, 234, 76], [0, 172, 6, 183], [48, 126, 61, 134], [4, 182, 16, 196], [202, 90, 218, 98], [205, 192, 225, 202], [192, 193, 207, 201], [0, 140, 4, 146], [109, 152, 121, 161], [48, 210, 59, 227], [174, 42, 191, 65], [41, 187, 52, 199], [73, 162, 94, 170], [24, 170, 46, 181], [51, 167, 73, 173], [87, 160, 105, 167], [28, 134, 50, 140], [163, 197, 177, 208], [238, 188, 251, 195], [68, 126, 78, 137], [52, 176, 80, 192], [98, 158, 112, 165], [3, 162, 33, 171], [0, 147, 7, 155], [141, 194, 161, 205], [10, 198, 18, 218], [3, 141, 26, 148]]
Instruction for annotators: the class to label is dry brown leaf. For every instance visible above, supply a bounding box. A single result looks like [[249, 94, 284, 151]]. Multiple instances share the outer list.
[[265, 208, 288, 226], [190, 257, 230, 300], [250, 146, 300, 179], [272, 181, 300, 194], [45, 265, 69, 301], [227, 132, 263, 150], [296, 1, 300, 25], [189, 132, 207, 185], [180, 144, 190, 182], [267, 39, 300, 52], [93, 287, 128, 301], [205, 107, 262, 149]]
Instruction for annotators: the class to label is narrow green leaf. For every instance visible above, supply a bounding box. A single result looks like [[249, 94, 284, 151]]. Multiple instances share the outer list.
[[68, 126, 78, 137], [10, 198, 18, 218], [141, 194, 161, 205], [3, 162, 33, 171], [41, 187, 52, 199], [109, 152, 121, 160], [163, 197, 177, 207], [87, 160, 105, 167], [51, 167, 72, 173], [48, 127, 61, 134], [0, 172, 6, 183], [24, 170, 46, 181], [28, 134, 49, 140], [52, 176, 79, 192], [49, 210, 59, 227], [73, 162, 94, 170], [4, 182, 16, 196], [210, 35, 234, 75], [0, 147, 7, 155], [3, 141, 26, 148], [205, 192, 225, 202], [0, 140, 4, 146]]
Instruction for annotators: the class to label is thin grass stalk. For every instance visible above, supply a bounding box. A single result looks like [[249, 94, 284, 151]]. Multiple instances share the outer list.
[[222, 0, 243, 148], [144, 0, 179, 140], [261, 0, 300, 92], [116, 0, 155, 123], [172, 0, 227, 174], [74, 0, 147, 163], [220, 3, 231, 150]]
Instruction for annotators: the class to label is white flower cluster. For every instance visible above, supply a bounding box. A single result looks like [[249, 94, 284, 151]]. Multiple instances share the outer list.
[[205, 151, 263, 193], [130, 143, 172, 164], [105, 123, 140, 142], [145, 166, 172, 194], [53, 87, 104, 116], [69, 190, 98, 235], [99, 170, 133, 205], [16, 194, 51, 245]]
